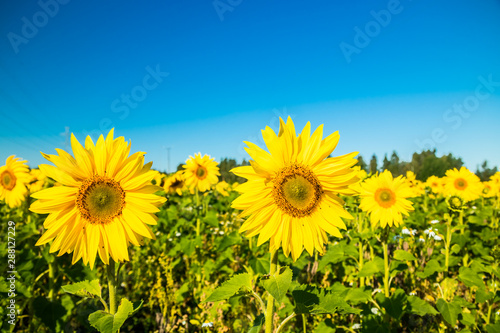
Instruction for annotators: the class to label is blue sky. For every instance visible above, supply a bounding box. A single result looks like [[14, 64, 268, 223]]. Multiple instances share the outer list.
[[1, 0, 500, 173]]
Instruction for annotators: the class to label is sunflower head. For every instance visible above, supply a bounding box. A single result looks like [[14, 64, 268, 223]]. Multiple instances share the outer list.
[[183, 153, 220, 192], [30, 129, 166, 269], [231, 117, 359, 261], [359, 170, 414, 228], [164, 171, 186, 195], [446, 195, 466, 212], [444, 167, 481, 202], [0, 155, 30, 208]]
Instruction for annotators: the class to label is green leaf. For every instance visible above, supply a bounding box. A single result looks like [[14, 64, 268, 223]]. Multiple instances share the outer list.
[[458, 267, 485, 289], [217, 231, 242, 252], [390, 261, 408, 277], [88, 298, 135, 333], [436, 298, 461, 326], [417, 259, 444, 279], [345, 287, 372, 305], [203, 211, 220, 227], [475, 289, 494, 303], [32, 296, 68, 332], [249, 257, 270, 275], [374, 289, 407, 319], [486, 322, 500, 333], [318, 244, 345, 270], [247, 314, 264, 333], [460, 311, 475, 326], [407, 296, 438, 316], [292, 285, 361, 315], [393, 249, 417, 261], [61, 279, 101, 298], [205, 273, 252, 303], [451, 244, 461, 254], [262, 267, 293, 303], [357, 257, 384, 277]]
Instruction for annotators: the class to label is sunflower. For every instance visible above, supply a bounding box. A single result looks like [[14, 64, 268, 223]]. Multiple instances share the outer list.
[[443, 167, 481, 202], [481, 181, 497, 198], [405, 171, 424, 197], [232, 117, 359, 261], [28, 168, 48, 194], [0, 155, 30, 208], [183, 153, 220, 192], [152, 172, 165, 187], [30, 129, 166, 269], [215, 180, 230, 197], [359, 170, 414, 228], [425, 175, 443, 195], [163, 171, 186, 195]]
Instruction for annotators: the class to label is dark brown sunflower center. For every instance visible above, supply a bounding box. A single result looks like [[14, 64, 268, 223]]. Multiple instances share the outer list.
[[1, 170, 16, 191], [272, 165, 323, 218], [454, 178, 467, 190], [77, 175, 125, 224], [196, 165, 207, 179], [171, 179, 183, 189], [375, 188, 396, 208]]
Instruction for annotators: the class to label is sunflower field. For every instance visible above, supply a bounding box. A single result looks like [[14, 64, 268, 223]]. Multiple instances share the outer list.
[[0, 117, 499, 333]]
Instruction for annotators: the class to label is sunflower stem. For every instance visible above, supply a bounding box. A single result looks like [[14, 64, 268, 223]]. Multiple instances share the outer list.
[[382, 239, 390, 298], [195, 189, 201, 237], [48, 258, 56, 302], [107, 259, 117, 315], [444, 215, 452, 275], [265, 250, 278, 333]]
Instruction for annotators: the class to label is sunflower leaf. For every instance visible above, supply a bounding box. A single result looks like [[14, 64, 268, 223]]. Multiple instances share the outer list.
[[88, 298, 135, 333], [292, 285, 361, 315], [204, 273, 253, 303], [393, 250, 417, 261], [261, 266, 293, 303], [458, 267, 485, 290], [62, 279, 101, 298], [436, 298, 461, 326]]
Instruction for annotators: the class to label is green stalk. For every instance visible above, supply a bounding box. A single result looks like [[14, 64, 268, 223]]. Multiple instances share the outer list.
[[195, 188, 201, 237], [265, 250, 278, 333], [382, 240, 390, 297], [48, 258, 56, 302], [358, 213, 365, 287], [444, 216, 452, 275], [107, 260, 117, 315]]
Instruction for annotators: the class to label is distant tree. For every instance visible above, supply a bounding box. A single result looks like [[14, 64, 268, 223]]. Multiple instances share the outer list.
[[476, 160, 498, 181], [369, 154, 378, 174], [382, 154, 390, 172], [410, 150, 463, 181], [176, 163, 184, 172], [357, 155, 368, 171], [219, 158, 249, 183]]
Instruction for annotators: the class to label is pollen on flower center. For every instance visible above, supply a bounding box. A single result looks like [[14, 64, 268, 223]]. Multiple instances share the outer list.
[[77, 175, 125, 224], [196, 165, 207, 179], [272, 165, 323, 217], [454, 178, 467, 190], [1, 170, 16, 191], [375, 188, 396, 208]]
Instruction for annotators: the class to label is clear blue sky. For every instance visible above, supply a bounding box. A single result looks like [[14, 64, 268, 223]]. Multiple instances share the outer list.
[[1, 0, 500, 173]]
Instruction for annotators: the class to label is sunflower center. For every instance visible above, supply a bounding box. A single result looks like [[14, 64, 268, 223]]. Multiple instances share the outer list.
[[454, 178, 467, 190], [196, 165, 207, 179], [171, 179, 183, 188], [483, 186, 491, 194], [374, 188, 396, 208], [0, 170, 16, 191], [77, 175, 125, 224], [272, 165, 323, 218]]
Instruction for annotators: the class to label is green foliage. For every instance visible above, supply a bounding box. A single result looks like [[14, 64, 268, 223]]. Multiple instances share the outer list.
[[261, 267, 293, 303], [205, 273, 253, 303]]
